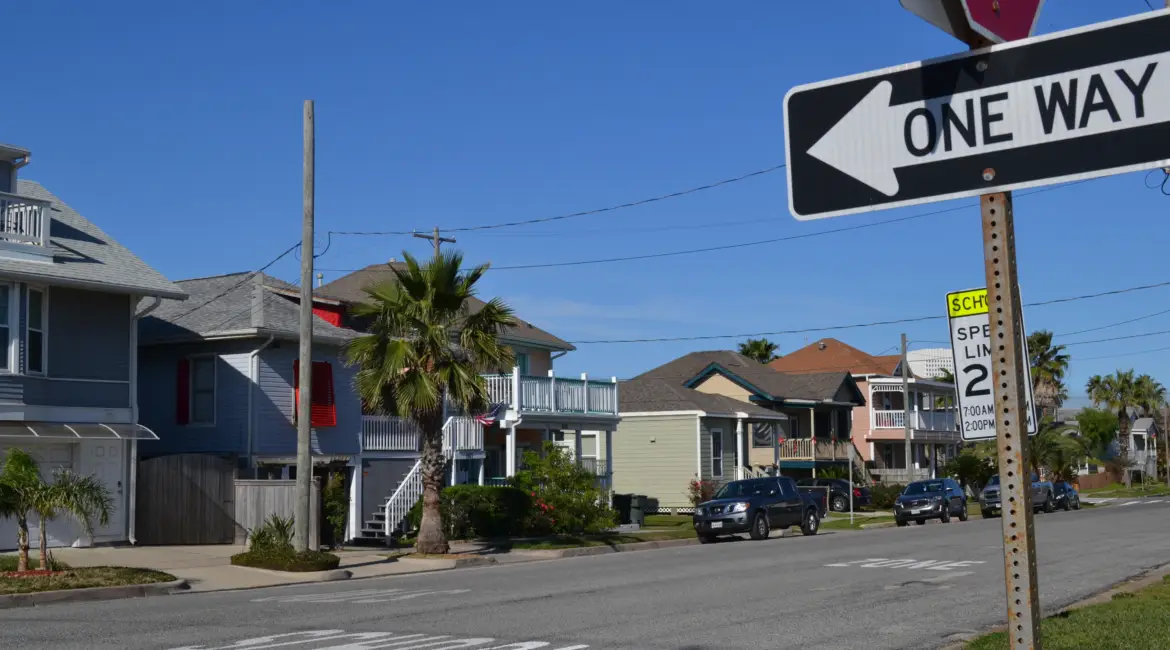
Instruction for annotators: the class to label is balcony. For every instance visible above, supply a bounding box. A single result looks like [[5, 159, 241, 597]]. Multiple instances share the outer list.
[[361, 415, 484, 453], [872, 410, 957, 432], [0, 191, 50, 250], [775, 439, 853, 461], [484, 369, 619, 418]]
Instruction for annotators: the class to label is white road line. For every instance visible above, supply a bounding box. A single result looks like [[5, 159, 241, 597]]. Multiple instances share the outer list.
[[1146, 499, 1163, 504], [825, 558, 986, 572], [168, 631, 590, 650], [1119, 501, 1141, 506]]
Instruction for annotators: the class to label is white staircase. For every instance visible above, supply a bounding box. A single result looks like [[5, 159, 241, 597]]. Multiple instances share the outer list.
[[379, 416, 476, 538]]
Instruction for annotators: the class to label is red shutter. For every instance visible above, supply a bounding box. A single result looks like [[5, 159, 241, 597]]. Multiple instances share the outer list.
[[176, 358, 190, 424], [312, 305, 343, 327], [292, 360, 336, 428]]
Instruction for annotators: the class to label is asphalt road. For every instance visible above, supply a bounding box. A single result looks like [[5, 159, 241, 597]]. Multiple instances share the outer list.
[[2, 497, 1168, 650]]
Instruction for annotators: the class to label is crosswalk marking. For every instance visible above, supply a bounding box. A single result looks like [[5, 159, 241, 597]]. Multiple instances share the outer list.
[[168, 631, 589, 650]]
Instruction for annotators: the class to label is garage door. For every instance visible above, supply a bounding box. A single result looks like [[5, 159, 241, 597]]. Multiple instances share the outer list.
[[0, 444, 82, 553]]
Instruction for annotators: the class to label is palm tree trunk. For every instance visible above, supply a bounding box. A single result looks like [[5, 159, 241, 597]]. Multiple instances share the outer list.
[[415, 411, 449, 555], [37, 514, 49, 570], [16, 515, 29, 572], [1118, 408, 1132, 488]]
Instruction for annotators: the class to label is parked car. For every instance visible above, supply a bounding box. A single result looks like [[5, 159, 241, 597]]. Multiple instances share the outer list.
[[980, 473, 1055, 518], [894, 478, 968, 526], [692, 477, 822, 543], [796, 478, 872, 512], [1053, 481, 1081, 511]]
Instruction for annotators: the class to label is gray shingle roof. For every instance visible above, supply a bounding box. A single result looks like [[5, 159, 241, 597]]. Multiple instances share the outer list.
[[139, 272, 359, 345], [317, 263, 574, 351], [619, 377, 787, 418], [636, 350, 862, 404], [2, 181, 185, 299]]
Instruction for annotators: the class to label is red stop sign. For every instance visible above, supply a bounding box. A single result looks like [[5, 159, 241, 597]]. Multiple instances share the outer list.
[[962, 0, 1044, 43]]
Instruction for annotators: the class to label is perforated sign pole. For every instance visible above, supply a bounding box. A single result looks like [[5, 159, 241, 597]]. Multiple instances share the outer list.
[[981, 192, 1042, 650]]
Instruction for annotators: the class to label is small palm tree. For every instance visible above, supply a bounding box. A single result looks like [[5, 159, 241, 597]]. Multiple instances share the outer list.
[[1087, 370, 1141, 486], [0, 449, 44, 571], [1027, 330, 1070, 420], [33, 470, 113, 569], [738, 338, 779, 364], [347, 252, 514, 554], [932, 368, 954, 384], [1135, 374, 1166, 418]]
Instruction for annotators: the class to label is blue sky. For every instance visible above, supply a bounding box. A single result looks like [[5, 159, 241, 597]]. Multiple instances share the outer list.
[[7, 1, 1168, 403]]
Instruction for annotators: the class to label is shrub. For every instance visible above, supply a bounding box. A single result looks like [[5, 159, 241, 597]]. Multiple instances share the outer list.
[[321, 472, 349, 548], [408, 485, 532, 540], [511, 444, 617, 536], [687, 478, 718, 506], [870, 483, 905, 510], [248, 514, 295, 554], [231, 549, 340, 572]]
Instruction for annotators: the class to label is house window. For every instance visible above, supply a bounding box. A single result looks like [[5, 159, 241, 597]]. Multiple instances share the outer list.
[[751, 422, 774, 448], [0, 285, 10, 371], [293, 360, 337, 428], [26, 287, 46, 375], [191, 357, 216, 425], [515, 352, 530, 375], [710, 429, 724, 478]]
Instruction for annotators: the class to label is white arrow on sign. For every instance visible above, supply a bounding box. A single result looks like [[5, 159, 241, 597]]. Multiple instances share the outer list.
[[807, 52, 1169, 195]]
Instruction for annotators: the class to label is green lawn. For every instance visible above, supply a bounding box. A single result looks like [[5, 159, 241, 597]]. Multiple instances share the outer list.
[[0, 565, 175, 595], [966, 575, 1170, 649], [510, 529, 696, 550], [643, 514, 692, 529], [1080, 483, 1170, 499], [820, 516, 896, 530]]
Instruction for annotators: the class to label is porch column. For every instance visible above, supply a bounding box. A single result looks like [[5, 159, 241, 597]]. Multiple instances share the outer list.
[[930, 444, 937, 479], [604, 430, 613, 496], [477, 458, 485, 486], [348, 460, 362, 542], [450, 455, 457, 486], [574, 429, 583, 467], [506, 424, 517, 477], [735, 418, 745, 480], [128, 439, 138, 545]]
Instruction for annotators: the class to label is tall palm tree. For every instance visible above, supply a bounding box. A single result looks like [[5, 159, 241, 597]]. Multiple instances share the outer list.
[[1087, 370, 1141, 486], [346, 252, 514, 554], [738, 338, 779, 364], [0, 448, 44, 571], [1027, 330, 1070, 420], [33, 470, 113, 569], [1135, 374, 1166, 417]]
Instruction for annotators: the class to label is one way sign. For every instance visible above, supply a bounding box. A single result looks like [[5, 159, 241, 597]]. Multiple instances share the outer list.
[[785, 10, 1170, 220]]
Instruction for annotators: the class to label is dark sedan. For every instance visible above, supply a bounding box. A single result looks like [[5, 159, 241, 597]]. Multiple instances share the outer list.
[[1053, 481, 1081, 511], [797, 478, 872, 512]]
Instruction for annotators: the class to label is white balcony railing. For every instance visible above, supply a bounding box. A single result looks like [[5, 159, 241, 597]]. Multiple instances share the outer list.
[[0, 192, 50, 247], [483, 369, 619, 417], [443, 416, 483, 452], [362, 415, 421, 451], [872, 410, 957, 432]]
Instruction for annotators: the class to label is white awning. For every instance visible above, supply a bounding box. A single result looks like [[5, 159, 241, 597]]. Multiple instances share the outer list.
[[0, 422, 160, 440]]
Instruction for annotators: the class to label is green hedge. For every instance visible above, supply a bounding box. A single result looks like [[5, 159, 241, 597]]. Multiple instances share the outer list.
[[871, 483, 905, 510], [231, 549, 341, 572], [407, 485, 532, 539]]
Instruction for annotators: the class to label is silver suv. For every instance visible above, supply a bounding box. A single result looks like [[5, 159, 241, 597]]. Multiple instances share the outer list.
[[980, 473, 1054, 518]]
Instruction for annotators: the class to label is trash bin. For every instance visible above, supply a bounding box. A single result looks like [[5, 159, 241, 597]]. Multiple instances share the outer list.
[[612, 493, 633, 525], [629, 494, 645, 527]]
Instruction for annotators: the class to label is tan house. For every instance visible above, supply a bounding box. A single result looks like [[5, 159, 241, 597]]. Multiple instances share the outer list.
[[771, 338, 960, 484], [610, 351, 867, 509]]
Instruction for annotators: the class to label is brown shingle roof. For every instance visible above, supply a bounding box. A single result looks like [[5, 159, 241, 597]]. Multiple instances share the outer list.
[[316, 263, 574, 351], [768, 338, 899, 376], [619, 377, 787, 417], [636, 350, 863, 404]]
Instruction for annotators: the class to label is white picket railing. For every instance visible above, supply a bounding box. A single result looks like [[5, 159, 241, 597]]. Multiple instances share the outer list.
[[872, 409, 957, 432], [362, 415, 421, 451], [0, 191, 49, 247], [444, 415, 483, 451], [483, 369, 619, 416]]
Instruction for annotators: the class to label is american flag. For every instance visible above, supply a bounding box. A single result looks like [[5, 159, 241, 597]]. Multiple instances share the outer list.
[[474, 403, 505, 427]]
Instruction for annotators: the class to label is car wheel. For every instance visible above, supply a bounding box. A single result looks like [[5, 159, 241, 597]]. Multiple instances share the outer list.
[[1062, 498, 1070, 511], [699, 534, 717, 544], [832, 495, 847, 512], [958, 503, 969, 522], [749, 512, 769, 540], [895, 518, 908, 527], [940, 507, 951, 524], [981, 509, 993, 518], [915, 519, 926, 526], [801, 509, 819, 536], [1044, 496, 1054, 513], [1073, 499, 1081, 511]]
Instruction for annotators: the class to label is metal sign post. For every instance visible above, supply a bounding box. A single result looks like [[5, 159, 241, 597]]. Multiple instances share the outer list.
[[979, 192, 1042, 649]]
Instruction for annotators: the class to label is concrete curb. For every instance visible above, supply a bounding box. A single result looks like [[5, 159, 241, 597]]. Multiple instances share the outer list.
[[860, 522, 897, 530], [0, 578, 189, 610], [396, 556, 497, 569], [233, 566, 352, 582], [938, 562, 1170, 650], [511, 537, 701, 559]]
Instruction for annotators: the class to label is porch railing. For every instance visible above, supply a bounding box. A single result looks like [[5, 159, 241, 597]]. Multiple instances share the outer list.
[[770, 439, 853, 460], [0, 191, 50, 247], [362, 415, 420, 451], [443, 416, 483, 451], [872, 409, 957, 432], [483, 368, 619, 417]]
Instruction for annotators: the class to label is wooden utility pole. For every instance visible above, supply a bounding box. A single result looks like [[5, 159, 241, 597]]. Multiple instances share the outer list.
[[295, 100, 315, 553], [902, 333, 912, 477], [414, 226, 456, 258]]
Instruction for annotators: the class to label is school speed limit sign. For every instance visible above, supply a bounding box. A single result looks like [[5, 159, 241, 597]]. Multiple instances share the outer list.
[[946, 288, 1037, 441]]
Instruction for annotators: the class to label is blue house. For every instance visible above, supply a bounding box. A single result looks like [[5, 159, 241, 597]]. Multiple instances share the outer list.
[[0, 143, 186, 550], [137, 272, 363, 524]]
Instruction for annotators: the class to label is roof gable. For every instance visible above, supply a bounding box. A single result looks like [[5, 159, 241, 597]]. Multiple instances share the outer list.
[[638, 350, 865, 405], [768, 338, 898, 376]]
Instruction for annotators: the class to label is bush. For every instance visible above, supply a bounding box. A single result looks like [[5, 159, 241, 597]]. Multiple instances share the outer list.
[[248, 514, 295, 554], [511, 444, 617, 536], [408, 485, 532, 540], [688, 478, 718, 506], [870, 483, 905, 510], [231, 549, 340, 572], [321, 472, 349, 548]]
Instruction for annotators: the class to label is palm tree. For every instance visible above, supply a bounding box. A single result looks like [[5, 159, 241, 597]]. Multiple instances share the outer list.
[[33, 470, 113, 570], [0, 448, 43, 571], [1027, 330, 1069, 420], [932, 368, 954, 384], [1135, 374, 1166, 417], [1087, 370, 1141, 486], [346, 252, 514, 554], [738, 338, 779, 364]]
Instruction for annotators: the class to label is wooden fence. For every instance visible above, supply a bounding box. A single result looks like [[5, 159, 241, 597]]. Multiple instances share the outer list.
[[234, 479, 320, 549]]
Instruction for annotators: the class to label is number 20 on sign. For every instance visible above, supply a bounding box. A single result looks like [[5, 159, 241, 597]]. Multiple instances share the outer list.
[[946, 288, 1037, 441]]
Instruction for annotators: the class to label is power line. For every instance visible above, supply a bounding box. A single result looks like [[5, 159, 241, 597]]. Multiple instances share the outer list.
[[328, 163, 786, 237], [168, 242, 300, 323], [570, 277, 1170, 344], [1054, 306, 1170, 337], [1062, 328, 1170, 347], [1077, 345, 1170, 361]]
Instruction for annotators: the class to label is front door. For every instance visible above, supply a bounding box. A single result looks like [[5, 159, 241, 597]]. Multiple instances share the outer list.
[[79, 440, 125, 542]]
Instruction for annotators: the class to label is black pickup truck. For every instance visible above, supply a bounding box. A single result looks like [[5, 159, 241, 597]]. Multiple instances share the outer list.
[[692, 476, 823, 543]]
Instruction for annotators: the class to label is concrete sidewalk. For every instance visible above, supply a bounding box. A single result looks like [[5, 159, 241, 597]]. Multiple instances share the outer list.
[[44, 545, 458, 593]]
